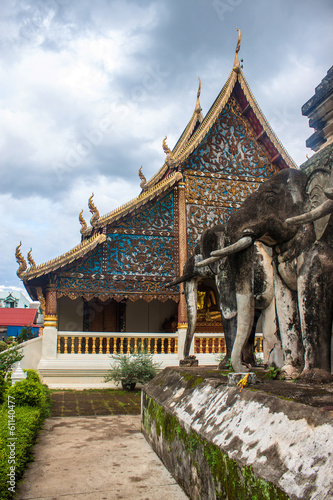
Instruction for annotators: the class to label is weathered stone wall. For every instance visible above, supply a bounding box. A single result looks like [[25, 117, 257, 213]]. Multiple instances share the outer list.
[[141, 368, 333, 500]]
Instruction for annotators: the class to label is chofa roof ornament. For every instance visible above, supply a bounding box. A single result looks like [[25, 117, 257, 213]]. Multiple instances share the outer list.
[[15, 242, 27, 278], [138, 166, 147, 190], [195, 77, 202, 114], [162, 136, 175, 167], [88, 193, 100, 227], [233, 27, 241, 73], [27, 248, 36, 269], [79, 209, 88, 235]]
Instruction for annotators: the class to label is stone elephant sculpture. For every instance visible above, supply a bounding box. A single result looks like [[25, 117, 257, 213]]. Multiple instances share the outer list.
[[200, 168, 332, 382], [168, 224, 281, 368]]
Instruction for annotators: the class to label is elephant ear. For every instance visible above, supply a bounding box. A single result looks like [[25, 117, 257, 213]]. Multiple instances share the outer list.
[[306, 169, 332, 240], [200, 224, 226, 275]]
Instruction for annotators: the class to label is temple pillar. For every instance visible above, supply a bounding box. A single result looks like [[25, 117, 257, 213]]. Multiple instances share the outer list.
[[42, 285, 58, 360], [176, 182, 188, 359]]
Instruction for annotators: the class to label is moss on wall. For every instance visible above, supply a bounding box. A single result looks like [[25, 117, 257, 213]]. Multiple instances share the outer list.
[[142, 393, 289, 500]]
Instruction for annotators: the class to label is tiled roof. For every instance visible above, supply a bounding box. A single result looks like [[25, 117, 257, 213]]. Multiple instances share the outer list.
[[0, 308, 37, 326]]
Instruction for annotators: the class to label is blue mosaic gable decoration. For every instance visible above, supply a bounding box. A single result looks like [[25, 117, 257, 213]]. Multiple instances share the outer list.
[[183, 95, 279, 251], [56, 191, 177, 301]]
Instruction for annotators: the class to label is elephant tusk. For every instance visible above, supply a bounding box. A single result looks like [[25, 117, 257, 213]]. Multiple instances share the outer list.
[[195, 255, 222, 268], [286, 199, 333, 225], [210, 236, 253, 258]]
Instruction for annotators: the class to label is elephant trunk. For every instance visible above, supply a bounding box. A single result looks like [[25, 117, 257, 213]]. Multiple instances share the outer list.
[[286, 199, 333, 225], [196, 236, 253, 268], [183, 278, 198, 358]]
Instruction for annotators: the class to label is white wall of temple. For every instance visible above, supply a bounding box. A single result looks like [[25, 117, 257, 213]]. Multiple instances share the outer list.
[[126, 299, 178, 333], [58, 296, 84, 331]]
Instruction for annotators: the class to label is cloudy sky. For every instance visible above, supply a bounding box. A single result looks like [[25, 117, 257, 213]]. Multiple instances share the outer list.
[[1, 0, 332, 297]]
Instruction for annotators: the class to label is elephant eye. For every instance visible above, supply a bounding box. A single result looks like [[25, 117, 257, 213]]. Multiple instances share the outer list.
[[265, 194, 277, 204]]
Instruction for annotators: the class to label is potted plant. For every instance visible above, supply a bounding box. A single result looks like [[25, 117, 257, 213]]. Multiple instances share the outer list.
[[104, 351, 160, 390]]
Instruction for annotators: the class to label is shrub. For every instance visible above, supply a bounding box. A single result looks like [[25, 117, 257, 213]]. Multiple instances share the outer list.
[[0, 405, 44, 499], [105, 352, 160, 389], [23, 369, 41, 383], [0, 341, 8, 353], [17, 327, 35, 344], [6, 379, 50, 413], [0, 345, 23, 376], [0, 372, 10, 405]]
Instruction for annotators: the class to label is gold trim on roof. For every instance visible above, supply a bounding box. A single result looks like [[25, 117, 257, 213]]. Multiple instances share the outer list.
[[84, 171, 183, 231], [23, 233, 106, 280], [27, 248, 36, 269]]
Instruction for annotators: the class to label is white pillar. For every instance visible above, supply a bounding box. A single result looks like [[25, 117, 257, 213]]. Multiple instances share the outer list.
[[41, 325, 58, 360]]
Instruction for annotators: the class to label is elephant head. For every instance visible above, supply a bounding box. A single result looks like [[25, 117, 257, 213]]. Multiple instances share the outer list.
[[199, 168, 332, 381]]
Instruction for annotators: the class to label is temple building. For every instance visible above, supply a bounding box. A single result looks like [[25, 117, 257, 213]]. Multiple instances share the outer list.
[[16, 32, 296, 367]]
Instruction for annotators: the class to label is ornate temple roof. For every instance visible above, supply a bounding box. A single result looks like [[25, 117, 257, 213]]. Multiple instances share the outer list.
[[23, 233, 106, 280], [19, 30, 296, 294], [145, 30, 296, 189], [84, 171, 182, 234]]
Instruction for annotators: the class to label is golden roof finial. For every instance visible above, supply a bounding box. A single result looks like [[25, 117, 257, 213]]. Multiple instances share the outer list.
[[88, 193, 100, 227], [15, 241, 27, 278], [162, 136, 172, 156], [79, 210, 88, 235], [233, 27, 241, 73], [195, 77, 202, 113], [27, 248, 36, 269], [138, 166, 147, 190]]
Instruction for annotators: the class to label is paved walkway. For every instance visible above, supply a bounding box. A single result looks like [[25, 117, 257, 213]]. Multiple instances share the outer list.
[[15, 415, 188, 500]]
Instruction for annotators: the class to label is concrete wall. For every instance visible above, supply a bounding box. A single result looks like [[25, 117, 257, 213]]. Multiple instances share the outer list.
[[19, 336, 43, 370], [58, 297, 84, 331], [126, 299, 177, 333], [142, 368, 333, 500]]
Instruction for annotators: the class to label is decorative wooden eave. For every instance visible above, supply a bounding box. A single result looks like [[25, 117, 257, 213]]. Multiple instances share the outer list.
[[145, 30, 296, 189], [81, 170, 183, 235], [22, 233, 106, 281]]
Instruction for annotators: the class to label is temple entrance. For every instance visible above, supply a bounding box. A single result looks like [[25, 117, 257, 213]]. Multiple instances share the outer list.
[[84, 299, 126, 332]]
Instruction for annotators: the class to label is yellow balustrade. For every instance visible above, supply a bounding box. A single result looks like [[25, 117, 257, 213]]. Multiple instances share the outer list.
[[147, 338, 151, 354], [92, 337, 96, 354], [199, 338, 203, 354], [126, 339, 131, 354], [120, 337, 124, 354], [161, 338, 165, 354], [154, 338, 158, 354], [106, 338, 110, 355], [70, 337, 75, 354], [174, 338, 178, 353], [167, 338, 171, 354], [134, 337, 138, 354], [78, 337, 82, 354], [64, 336, 68, 354], [113, 338, 117, 354], [57, 337, 61, 354], [98, 337, 103, 354]]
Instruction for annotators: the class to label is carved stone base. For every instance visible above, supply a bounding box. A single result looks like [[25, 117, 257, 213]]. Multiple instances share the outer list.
[[179, 357, 199, 367]]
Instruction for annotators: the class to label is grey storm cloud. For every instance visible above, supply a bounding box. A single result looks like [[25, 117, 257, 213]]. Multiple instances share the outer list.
[[0, 0, 332, 289]]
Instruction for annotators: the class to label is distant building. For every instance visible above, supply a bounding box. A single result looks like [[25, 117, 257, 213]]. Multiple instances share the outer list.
[[0, 290, 42, 338], [0, 291, 30, 308]]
